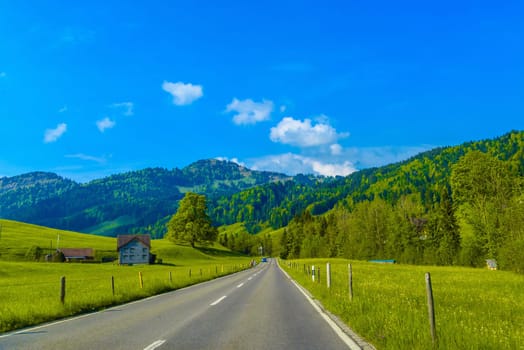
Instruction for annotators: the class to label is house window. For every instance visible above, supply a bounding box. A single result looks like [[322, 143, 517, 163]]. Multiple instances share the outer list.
[[130, 248, 135, 253], [143, 248, 147, 253], [142, 255, 147, 260]]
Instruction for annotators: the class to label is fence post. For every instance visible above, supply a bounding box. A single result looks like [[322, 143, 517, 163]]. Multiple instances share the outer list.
[[60, 276, 66, 304], [348, 264, 353, 301], [318, 266, 321, 283], [425, 272, 437, 345], [169, 271, 172, 284], [111, 276, 115, 296], [326, 262, 331, 289], [189, 269, 192, 278], [311, 265, 315, 282], [139, 272, 143, 289]]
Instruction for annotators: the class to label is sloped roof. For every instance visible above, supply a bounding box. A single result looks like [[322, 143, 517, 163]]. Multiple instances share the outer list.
[[59, 248, 94, 258], [117, 234, 151, 250]]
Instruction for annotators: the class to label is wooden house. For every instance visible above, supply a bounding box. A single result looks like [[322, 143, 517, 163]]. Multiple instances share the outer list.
[[58, 248, 94, 262], [117, 234, 151, 265]]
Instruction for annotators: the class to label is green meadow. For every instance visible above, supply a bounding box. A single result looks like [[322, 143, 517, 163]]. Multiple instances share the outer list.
[[281, 259, 524, 350], [0, 219, 253, 333]]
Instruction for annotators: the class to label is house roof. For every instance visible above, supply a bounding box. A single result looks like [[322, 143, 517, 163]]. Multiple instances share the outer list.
[[59, 248, 94, 258], [117, 234, 151, 250]]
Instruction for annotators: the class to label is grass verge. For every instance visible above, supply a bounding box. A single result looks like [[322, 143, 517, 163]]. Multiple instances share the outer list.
[[280, 259, 524, 350]]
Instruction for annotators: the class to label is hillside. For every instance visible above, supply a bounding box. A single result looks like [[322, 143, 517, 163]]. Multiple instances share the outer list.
[[209, 130, 524, 231], [0, 218, 239, 263], [0, 160, 290, 237], [1, 131, 522, 242]]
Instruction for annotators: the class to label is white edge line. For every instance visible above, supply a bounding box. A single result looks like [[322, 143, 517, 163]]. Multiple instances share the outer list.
[[210, 295, 227, 306], [237, 283, 244, 288], [277, 261, 363, 350], [144, 339, 166, 350]]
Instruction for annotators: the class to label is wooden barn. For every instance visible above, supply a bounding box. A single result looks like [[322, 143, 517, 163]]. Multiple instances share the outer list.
[[58, 248, 94, 262]]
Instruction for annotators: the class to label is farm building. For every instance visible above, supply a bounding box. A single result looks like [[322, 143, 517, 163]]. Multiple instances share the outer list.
[[58, 248, 94, 262], [117, 234, 151, 265]]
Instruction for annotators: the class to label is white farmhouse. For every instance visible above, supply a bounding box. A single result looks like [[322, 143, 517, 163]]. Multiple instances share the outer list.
[[117, 234, 151, 265]]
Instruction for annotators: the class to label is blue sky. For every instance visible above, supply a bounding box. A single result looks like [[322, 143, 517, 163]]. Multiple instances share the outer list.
[[1, 1, 523, 182]]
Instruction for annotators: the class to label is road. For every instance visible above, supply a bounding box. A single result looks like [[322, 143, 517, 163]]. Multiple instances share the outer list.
[[0, 259, 362, 350]]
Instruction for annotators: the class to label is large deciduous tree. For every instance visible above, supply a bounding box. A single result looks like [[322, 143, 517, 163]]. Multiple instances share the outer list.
[[167, 192, 218, 247]]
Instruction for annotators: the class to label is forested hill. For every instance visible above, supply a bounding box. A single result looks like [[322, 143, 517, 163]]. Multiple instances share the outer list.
[[209, 130, 524, 231], [1, 131, 522, 239], [0, 159, 291, 236]]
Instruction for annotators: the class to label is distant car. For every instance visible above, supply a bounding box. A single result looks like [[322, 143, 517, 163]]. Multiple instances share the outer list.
[[261, 257, 267, 263]]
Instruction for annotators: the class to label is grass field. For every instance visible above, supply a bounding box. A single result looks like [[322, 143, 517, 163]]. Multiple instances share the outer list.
[[281, 259, 524, 350], [0, 219, 253, 333]]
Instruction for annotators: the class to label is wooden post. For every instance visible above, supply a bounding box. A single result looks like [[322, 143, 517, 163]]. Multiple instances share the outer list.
[[189, 269, 192, 278], [348, 264, 353, 301], [111, 276, 115, 296], [317, 266, 321, 283], [326, 262, 331, 289], [169, 271, 172, 284], [311, 265, 315, 282], [425, 272, 437, 344], [139, 272, 143, 289], [60, 276, 66, 304]]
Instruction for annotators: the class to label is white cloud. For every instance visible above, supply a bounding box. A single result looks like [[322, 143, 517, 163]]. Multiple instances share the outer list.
[[225, 98, 274, 125], [330, 144, 343, 155], [343, 145, 434, 169], [65, 153, 107, 164], [96, 117, 116, 132], [111, 102, 134, 116], [58, 105, 67, 113], [249, 153, 356, 177], [280, 105, 287, 113], [44, 123, 67, 143], [162, 81, 203, 106], [270, 117, 349, 147], [215, 157, 246, 167]]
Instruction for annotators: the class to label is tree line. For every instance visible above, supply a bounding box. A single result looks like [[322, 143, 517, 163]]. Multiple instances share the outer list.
[[278, 150, 523, 272]]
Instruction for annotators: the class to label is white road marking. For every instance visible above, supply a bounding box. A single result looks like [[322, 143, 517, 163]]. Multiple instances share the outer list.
[[144, 339, 166, 350], [210, 295, 227, 306], [237, 283, 244, 288], [278, 262, 363, 350], [248, 277, 252, 280]]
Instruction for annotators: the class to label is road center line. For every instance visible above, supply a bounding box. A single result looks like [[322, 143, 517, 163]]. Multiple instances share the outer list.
[[210, 295, 227, 306], [144, 339, 166, 350], [237, 283, 244, 288]]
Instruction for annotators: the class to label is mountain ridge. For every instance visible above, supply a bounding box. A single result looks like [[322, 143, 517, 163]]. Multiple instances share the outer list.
[[1, 131, 523, 238]]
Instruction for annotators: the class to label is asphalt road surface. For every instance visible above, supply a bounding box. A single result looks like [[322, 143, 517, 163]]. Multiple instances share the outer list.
[[0, 259, 361, 350]]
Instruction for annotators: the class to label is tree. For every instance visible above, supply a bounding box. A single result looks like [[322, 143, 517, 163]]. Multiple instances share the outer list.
[[451, 151, 515, 259], [167, 192, 218, 248]]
